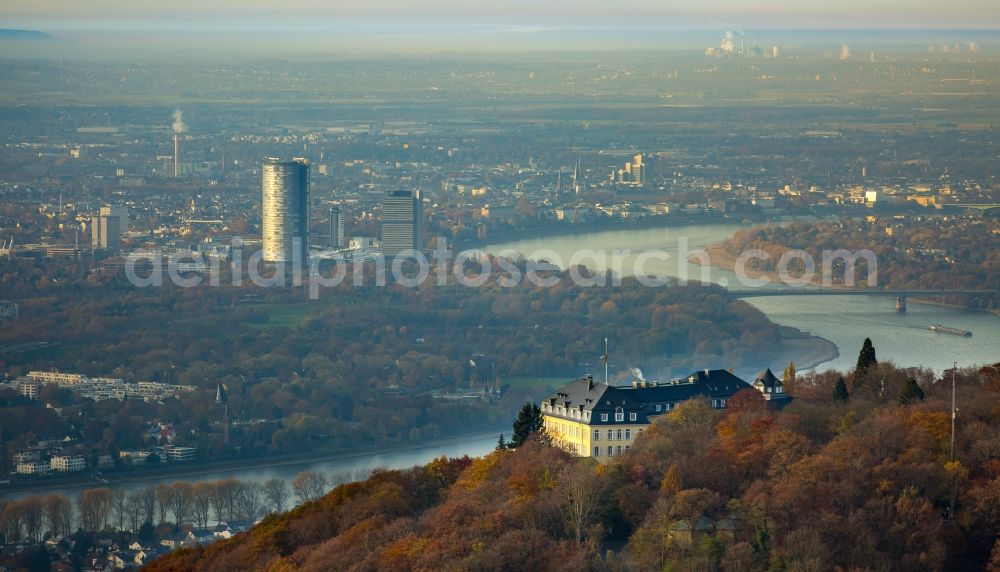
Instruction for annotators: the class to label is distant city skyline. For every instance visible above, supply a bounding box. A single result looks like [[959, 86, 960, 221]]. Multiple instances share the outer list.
[[4, 0, 998, 31]]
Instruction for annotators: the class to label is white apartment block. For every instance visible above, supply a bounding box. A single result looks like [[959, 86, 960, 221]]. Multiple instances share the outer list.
[[14, 380, 41, 399], [157, 446, 196, 462], [26, 371, 87, 384], [50, 455, 86, 472], [16, 461, 51, 475], [119, 450, 151, 466], [13, 450, 42, 464], [19, 371, 194, 402]]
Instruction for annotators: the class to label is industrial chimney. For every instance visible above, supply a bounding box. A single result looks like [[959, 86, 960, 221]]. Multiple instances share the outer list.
[[171, 109, 186, 178]]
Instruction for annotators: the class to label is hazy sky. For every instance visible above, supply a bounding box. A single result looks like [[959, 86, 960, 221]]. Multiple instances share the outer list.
[[3, 0, 998, 31]]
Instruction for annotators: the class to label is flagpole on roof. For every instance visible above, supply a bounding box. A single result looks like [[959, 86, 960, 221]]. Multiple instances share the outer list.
[[604, 338, 609, 386]]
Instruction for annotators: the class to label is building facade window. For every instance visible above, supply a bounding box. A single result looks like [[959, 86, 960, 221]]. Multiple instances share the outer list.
[[625, 429, 631, 440], [629, 412, 637, 421], [601, 413, 608, 422], [607, 446, 613, 457], [616, 446, 623, 455], [616, 429, 623, 440], [607, 429, 614, 440], [594, 446, 600, 457], [593, 429, 600, 441], [615, 408, 624, 422]]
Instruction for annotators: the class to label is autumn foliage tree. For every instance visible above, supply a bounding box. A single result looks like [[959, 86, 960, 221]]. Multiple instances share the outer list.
[[145, 361, 1000, 572]]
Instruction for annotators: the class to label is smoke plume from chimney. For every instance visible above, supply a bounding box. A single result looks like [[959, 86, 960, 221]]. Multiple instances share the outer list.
[[720, 31, 736, 54], [172, 110, 185, 177], [172, 109, 186, 134]]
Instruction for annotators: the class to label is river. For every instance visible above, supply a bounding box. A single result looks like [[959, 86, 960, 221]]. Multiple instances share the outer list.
[[482, 222, 1000, 374], [1, 433, 500, 501], [6, 222, 997, 502]]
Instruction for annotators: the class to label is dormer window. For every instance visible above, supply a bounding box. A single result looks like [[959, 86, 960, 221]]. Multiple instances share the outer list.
[[601, 413, 608, 422], [615, 407, 624, 422]]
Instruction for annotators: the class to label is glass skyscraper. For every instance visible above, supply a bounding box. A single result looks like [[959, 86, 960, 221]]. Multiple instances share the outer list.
[[329, 206, 344, 248], [262, 158, 310, 263], [379, 190, 422, 257]]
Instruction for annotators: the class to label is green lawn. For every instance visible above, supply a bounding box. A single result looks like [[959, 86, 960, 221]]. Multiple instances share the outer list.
[[247, 303, 314, 329]]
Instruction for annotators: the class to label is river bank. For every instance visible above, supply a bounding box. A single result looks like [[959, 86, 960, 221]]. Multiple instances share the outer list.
[[696, 244, 827, 288], [696, 243, 1000, 316], [0, 429, 506, 498], [460, 213, 763, 251], [770, 325, 840, 373], [486, 223, 1000, 375]]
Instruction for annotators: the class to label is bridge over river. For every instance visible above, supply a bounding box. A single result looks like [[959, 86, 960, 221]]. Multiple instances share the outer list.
[[727, 288, 996, 313]]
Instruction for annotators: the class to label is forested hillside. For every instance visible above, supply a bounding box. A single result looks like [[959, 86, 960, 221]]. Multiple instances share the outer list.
[[0, 258, 780, 465], [146, 357, 1000, 571], [722, 218, 999, 311]]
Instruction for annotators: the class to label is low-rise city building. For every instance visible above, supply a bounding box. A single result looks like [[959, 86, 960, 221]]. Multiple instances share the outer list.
[[50, 455, 86, 472], [16, 461, 52, 475], [8, 370, 196, 402], [156, 445, 196, 463]]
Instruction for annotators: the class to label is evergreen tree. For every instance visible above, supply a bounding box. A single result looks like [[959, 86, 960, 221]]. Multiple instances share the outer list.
[[855, 338, 878, 377], [898, 378, 925, 405], [832, 376, 849, 402], [495, 433, 508, 451], [510, 403, 543, 448]]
